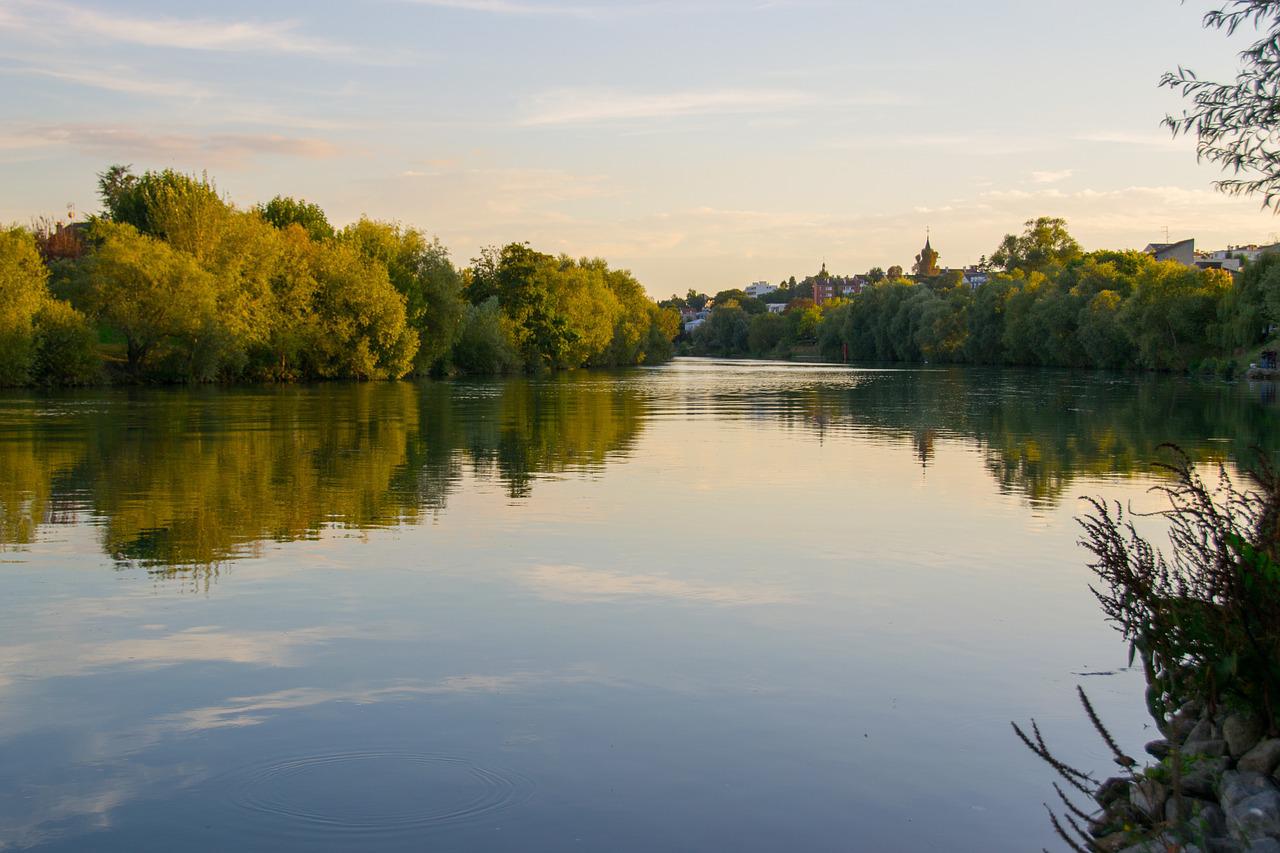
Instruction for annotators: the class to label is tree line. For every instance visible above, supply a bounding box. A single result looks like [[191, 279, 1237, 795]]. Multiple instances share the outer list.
[[0, 166, 680, 386], [679, 217, 1275, 375]]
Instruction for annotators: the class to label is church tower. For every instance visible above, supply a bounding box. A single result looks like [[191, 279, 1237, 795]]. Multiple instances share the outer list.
[[914, 230, 940, 277]]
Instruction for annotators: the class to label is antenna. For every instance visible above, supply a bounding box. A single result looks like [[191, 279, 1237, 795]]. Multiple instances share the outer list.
[[1163, 225, 1170, 243]]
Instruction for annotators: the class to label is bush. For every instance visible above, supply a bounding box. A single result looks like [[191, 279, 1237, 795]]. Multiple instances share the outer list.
[[1081, 446, 1280, 730], [33, 300, 101, 385], [453, 297, 522, 375], [0, 227, 49, 386]]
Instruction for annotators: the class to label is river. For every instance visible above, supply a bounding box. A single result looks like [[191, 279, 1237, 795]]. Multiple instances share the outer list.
[[0, 359, 1275, 851]]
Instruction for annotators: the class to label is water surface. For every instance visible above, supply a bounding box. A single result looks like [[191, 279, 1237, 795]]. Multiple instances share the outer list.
[[1, 360, 1275, 851]]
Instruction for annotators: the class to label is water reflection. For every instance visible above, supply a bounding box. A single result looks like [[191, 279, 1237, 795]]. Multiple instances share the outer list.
[[0, 364, 1275, 568], [1, 362, 1277, 852]]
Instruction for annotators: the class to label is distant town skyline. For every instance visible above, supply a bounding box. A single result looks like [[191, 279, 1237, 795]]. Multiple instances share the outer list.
[[3, 0, 1280, 296]]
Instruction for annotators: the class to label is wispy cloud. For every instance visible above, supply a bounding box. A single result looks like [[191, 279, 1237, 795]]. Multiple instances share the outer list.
[[523, 564, 793, 605], [0, 122, 343, 165], [1074, 130, 1185, 150], [2, 0, 347, 55], [1030, 168, 1073, 184], [521, 87, 856, 126], [402, 0, 803, 18], [1, 60, 215, 99]]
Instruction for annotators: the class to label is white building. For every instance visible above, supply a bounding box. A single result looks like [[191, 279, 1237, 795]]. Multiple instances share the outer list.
[[1197, 243, 1280, 272], [744, 281, 778, 298]]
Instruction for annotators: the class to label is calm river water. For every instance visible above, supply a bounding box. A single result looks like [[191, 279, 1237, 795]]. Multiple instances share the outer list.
[[1, 360, 1276, 852]]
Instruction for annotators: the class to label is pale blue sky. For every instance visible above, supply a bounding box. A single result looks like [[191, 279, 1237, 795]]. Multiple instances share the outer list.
[[1, 0, 1276, 295]]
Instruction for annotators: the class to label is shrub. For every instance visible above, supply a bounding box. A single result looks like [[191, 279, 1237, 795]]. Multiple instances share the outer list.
[[33, 300, 101, 385], [453, 297, 522, 375], [1081, 446, 1280, 730]]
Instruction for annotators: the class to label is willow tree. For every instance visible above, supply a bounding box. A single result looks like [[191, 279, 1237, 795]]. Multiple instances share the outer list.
[[1163, 1, 1280, 207]]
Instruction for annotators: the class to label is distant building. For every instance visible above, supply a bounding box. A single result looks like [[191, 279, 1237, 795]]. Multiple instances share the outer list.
[[913, 232, 940, 277], [1144, 238, 1196, 267], [744, 281, 778, 299], [809, 263, 866, 306], [766, 303, 787, 314], [962, 267, 990, 290], [1196, 243, 1280, 272]]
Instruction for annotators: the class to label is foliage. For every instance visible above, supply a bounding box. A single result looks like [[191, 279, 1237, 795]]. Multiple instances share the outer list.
[[991, 217, 1082, 274], [1, 165, 677, 385], [452, 297, 522, 374], [33, 299, 100, 385], [258, 195, 335, 242], [0, 227, 49, 385], [81, 221, 220, 376], [1162, 1, 1280, 207], [1081, 446, 1280, 729], [341, 218, 465, 374], [307, 240, 418, 380]]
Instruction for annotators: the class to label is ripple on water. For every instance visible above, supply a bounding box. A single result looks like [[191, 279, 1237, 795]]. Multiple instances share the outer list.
[[223, 751, 533, 841]]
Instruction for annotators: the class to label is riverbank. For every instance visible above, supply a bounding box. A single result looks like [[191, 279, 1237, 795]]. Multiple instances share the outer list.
[[1085, 700, 1280, 852]]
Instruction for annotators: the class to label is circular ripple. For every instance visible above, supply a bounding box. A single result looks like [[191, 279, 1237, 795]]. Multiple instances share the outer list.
[[226, 751, 532, 837]]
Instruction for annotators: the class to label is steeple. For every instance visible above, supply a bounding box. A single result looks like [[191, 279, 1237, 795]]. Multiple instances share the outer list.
[[914, 228, 940, 277]]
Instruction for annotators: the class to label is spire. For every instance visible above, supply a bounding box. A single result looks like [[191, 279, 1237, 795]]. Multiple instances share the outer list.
[[924, 226, 932, 252]]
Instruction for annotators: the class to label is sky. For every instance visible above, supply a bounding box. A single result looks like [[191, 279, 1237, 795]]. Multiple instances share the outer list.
[[1, 0, 1278, 297]]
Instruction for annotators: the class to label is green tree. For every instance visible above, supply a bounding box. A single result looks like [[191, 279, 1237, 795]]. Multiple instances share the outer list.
[[1123, 263, 1232, 370], [1162, 1, 1280, 207], [83, 221, 219, 376], [991, 217, 1082, 274], [696, 305, 750, 355], [748, 311, 786, 355], [341, 218, 464, 374], [1221, 251, 1280, 348], [308, 240, 418, 380], [33, 300, 100, 385], [1077, 290, 1134, 369], [258, 196, 335, 242], [0, 227, 50, 385], [453, 297, 521, 374]]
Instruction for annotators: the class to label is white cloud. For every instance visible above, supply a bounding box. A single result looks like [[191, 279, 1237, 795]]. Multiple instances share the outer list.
[[523, 564, 793, 605], [2, 61, 215, 99], [0, 123, 342, 166], [1074, 130, 1186, 150], [1030, 168, 1073, 184], [520, 87, 828, 126], [3, 0, 346, 55]]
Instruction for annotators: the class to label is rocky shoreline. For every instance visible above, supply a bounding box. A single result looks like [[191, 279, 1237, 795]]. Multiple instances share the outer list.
[[1089, 701, 1280, 852]]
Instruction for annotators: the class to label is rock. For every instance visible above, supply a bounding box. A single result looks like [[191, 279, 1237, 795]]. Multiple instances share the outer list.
[[1169, 797, 1228, 839], [1226, 714, 1267, 759], [1191, 718, 1221, 743], [1240, 740, 1280, 776], [1208, 840, 1246, 853], [1246, 839, 1280, 853], [1185, 739, 1231, 759], [1132, 777, 1169, 821], [1172, 788, 1228, 829], [1221, 771, 1276, 808], [1183, 757, 1231, 800], [1169, 711, 1200, 742], [1220, 771, 1280, 843], [1147, 739, 1173, 760]]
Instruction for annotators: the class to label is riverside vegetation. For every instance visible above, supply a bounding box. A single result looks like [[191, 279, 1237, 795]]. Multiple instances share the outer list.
[[0, 166, 680, 386], [674, 217, 1276, 378], [1017, 448, 1280, 852]]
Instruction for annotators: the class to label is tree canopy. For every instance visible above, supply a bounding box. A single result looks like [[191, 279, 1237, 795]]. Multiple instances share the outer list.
[[1162, 0, 1280, 208]]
